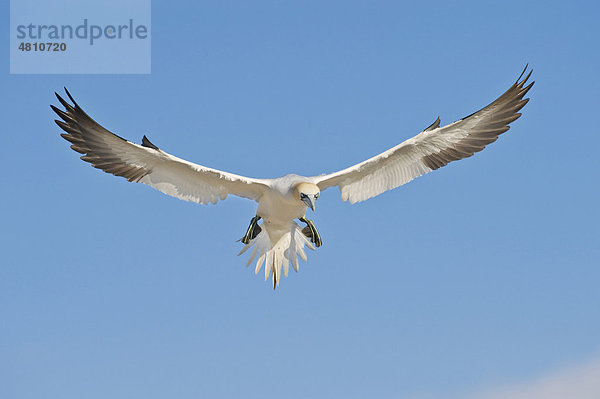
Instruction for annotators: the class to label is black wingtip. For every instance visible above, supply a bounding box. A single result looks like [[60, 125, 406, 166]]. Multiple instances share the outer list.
[[50, 104, 68, 120], [516, 68, 534, 92], [54, 90, 74, 111], [55, 91, 65, 103], [141, 135, 160, 150], [516, 64, 533, 84], [423, 116, 441, 132], [524, 69, 534, 83], [64, 87, 78, 108], [517, 64, 528, 81]]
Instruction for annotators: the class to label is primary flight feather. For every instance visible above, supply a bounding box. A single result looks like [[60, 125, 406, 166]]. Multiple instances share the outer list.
[[53, 68, 533, 289]]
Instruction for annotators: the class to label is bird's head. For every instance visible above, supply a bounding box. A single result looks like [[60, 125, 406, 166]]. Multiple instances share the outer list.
[[294, 182, 320, 212]]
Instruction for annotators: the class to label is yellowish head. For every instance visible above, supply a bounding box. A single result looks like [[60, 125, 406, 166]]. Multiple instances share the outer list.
[[294, 182, 320, 212]]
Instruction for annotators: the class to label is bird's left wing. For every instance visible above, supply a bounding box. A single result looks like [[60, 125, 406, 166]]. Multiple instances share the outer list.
[[53, 89, 270, 204], [313, 69, 533, 204]]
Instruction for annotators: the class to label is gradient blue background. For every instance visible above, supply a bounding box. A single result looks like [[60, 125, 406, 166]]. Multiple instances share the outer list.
[[2, 1, 599, 398]]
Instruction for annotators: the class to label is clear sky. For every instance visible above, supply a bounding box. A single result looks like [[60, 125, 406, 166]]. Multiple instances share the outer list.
[[2, 1, 599, 398]]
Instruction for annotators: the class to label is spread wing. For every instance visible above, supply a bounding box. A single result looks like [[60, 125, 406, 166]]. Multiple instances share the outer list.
[[53, 89, 270, 204], [314, 68, 534, 204]]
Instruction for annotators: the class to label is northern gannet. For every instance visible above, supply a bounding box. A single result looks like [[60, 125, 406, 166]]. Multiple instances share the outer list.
[[53, 68, 533, 289]]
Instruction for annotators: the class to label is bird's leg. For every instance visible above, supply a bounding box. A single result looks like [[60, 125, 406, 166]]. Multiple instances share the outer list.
[[299, 217, 322, 247], [241, 215, 262, 244]]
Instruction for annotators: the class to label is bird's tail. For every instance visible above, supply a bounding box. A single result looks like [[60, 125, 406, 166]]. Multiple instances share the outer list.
[[237, 222, 315, 289]]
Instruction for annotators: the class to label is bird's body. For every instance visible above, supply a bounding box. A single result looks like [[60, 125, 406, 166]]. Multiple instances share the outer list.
[[53, 68, 533, 288], [257, 175, 310, 225]]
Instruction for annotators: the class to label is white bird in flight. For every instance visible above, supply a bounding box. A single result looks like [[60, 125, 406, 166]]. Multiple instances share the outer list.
[[53, 68, 533, 289]]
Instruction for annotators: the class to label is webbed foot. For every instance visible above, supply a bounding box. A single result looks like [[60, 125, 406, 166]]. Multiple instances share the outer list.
[[299, 217, 322, 247], [241, 216, 262, 244]]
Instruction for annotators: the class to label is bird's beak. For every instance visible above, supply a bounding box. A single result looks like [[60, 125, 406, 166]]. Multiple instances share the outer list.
[[301, 196, 316, 212]]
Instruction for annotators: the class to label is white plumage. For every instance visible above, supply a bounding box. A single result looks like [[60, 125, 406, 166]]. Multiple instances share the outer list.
[[53, 68, 533, 289]]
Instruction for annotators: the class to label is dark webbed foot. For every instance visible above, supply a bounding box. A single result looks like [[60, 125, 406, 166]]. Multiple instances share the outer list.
[[241, 216, 262, 244], [299, 217, 322, 247]]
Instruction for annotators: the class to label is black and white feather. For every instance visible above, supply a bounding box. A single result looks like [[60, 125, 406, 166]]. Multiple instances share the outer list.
[[313, 68, 534, 203], [53, 90, 270, 204]]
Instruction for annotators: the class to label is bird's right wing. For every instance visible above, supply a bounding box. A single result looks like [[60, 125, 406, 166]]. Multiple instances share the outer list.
[[313, 68, 533, 204], [53, 89, 270, 204]]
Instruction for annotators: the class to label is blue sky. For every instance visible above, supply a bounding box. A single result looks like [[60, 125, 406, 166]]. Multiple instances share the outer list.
[[2, 1, 599, 398]]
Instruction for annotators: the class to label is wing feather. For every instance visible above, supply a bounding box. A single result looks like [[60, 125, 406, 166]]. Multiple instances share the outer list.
[[314, 68, 533, 204], [53, 89, 270, 204]]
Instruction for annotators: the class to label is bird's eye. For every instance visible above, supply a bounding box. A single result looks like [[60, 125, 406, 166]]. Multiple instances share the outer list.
[[315, 193, 319, 198], [300, 193, 308, 199]]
